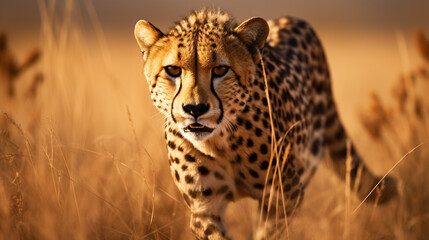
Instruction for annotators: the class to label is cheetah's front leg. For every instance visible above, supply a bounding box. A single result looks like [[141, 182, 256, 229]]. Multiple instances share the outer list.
[[169, 149, 236, 240], [190, 209, 231, 240], [183, 171, 235, 240]]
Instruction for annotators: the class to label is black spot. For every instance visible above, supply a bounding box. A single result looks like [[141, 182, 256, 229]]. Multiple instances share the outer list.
[[198, 166, 210, 175], [253, 114, 259, 121], [313, 81, 325, 93], [262, 97, 268, 106], [253, 92, 260, 100], [185, 154, 196, 162], [177, 52, 181, 60], [285, 184, 291, 192], [255, 127, 263, 136], [185, 175, 194, 183], [313, 102, 325, 115], [235, 154, 242, 163], [175, 170, 180, 181], [291, 189, 300, 199], [193, 221, 202, 228], [260, 161, 269, 170], [178, 43, 184, 48], [236, 75, 241, 82], [202, 188, 213, 196], [230, 144, 238, 150], [237, 137, 243, 146], [330, 147, 347, 159], [298, 20, 307, 28], [188, 190, 198, 198], [305, 33, 313, 44], [245, 120, 252, 130], [281, 89, 292, 102], [181, 165, 188, 171], [246, 139, 254, 147], [296, 135, 302, 144], [335, 127, 346, 141], [266, 61, 275, 72], [225, 191, 234, 201], [214, 171, 224, 180], [212, 52, 217, 62], [269, 79, 278, 90], [297, 52, 304, 63], [325, 113, 336, 128], [204, 224, 214, 236], [292, 176, 300, 186], [287, 168, 295, 178], [242, 105, 250, 113], [183, 193, 191, 206], [262, 119, 269, 128], [301, 40, 308, 50], [248, 153, 258, 163], [294, 65, 302, 74], [292, 27, 301, 35], [260, 144, 268, 154], [263, 111, 269, 119], [211, 43, 217, 48], [288, 37, 298, 47], [178, 146, 184, 152], [248, 169, 259, 178], [237, 117, 244, 125], [314, 118, 322, 130], [311, 138, 321, 156], [253, 183, 265, 189], [217, 185, 229, 195], [239, 171, 246, 179], [275, 76, 284, 85]]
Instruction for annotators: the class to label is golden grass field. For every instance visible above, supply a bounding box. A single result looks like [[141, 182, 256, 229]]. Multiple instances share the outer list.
[[1, 1, 429, 239]]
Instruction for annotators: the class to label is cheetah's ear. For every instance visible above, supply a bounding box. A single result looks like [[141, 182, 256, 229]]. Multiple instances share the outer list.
[[234, 17, 269, 61], [134, 20, 164, 57]]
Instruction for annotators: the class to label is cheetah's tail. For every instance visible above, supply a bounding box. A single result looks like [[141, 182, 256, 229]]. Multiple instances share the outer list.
[[322, 106, 397, 204]]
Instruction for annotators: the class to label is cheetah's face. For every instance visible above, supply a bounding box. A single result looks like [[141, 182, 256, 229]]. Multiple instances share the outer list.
[[135, 13, 268, 142]]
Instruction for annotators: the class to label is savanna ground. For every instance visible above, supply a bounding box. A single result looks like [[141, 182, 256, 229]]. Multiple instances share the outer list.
[[1, 1, 429, 239]]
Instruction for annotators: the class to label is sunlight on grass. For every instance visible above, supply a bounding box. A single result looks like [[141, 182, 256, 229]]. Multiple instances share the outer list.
[[0, 1, 428, 239]]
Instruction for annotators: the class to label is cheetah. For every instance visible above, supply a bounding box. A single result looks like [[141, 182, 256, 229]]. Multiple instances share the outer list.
[[134, 9, 397, 240]]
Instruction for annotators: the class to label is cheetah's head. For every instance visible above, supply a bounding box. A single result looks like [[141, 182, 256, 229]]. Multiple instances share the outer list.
[[135, 10, 269, 142]]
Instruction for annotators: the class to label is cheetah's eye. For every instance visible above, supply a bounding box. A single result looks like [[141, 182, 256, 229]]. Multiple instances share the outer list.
[[164, 66, 182, 78], [212, 66, 229, 78]]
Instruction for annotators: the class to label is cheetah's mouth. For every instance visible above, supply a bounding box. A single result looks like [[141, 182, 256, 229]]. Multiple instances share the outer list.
[[184, 123, 214, 133]]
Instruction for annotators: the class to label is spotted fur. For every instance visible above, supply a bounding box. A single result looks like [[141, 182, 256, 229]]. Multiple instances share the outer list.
[[134, 9, 397, 240]]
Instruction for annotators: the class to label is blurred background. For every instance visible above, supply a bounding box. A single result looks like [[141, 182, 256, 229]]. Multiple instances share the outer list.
[[0, 0, 428, 239], [2, 0, 429, 129]]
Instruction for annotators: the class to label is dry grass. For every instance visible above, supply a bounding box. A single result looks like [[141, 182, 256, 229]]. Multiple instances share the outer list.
[[1, 2, 429, 240]]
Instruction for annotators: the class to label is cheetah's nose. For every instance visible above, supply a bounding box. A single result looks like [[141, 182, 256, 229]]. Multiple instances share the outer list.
[[182, 103, 209, 118]]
